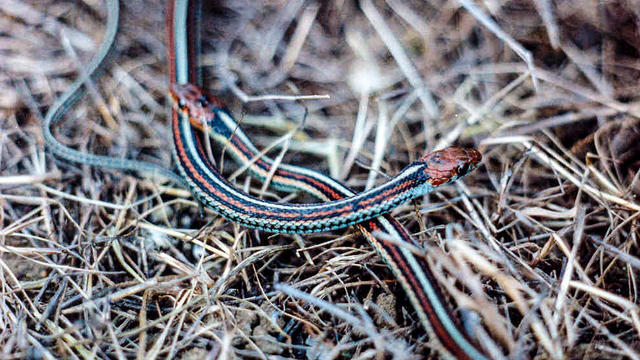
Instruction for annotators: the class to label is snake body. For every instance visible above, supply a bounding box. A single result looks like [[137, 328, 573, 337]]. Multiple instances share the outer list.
[[170, 82, 481, 233], [42, 0, 183, 184]]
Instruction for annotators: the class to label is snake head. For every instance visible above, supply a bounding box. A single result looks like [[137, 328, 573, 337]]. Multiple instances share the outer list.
[[169, 83, 223, 126], [418, 146, 481, 187]]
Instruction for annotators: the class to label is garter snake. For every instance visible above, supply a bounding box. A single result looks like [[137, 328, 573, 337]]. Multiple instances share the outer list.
[[42, 0, 490, 358], [170, 82, 481, 232], [167, 2, 488, 358]]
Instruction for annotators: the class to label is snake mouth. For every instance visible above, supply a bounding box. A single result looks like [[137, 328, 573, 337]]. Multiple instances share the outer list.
[[419, 146, 482, 185]]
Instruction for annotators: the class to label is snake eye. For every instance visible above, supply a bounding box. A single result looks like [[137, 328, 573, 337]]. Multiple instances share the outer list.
[[178, 98, 186, 108]]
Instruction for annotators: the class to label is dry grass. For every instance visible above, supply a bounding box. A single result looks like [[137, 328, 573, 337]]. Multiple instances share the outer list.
[[2, 0, 640, 359]]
